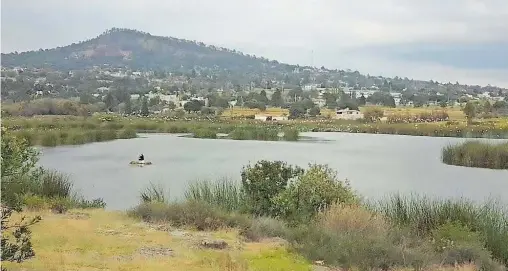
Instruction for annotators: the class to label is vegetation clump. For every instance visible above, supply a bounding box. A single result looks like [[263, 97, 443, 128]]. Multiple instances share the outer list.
[[441, 141, 508, 169]]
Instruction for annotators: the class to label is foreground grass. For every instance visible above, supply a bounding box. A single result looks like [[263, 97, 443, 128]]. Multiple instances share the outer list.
[[2, 209, 313, 271], [442, 141, 508, 169]]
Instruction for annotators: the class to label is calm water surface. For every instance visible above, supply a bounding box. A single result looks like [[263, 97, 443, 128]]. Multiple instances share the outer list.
[[38, 133, 508, 210]]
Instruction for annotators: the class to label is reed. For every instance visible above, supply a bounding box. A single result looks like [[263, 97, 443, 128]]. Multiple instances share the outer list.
[[184, 178, 245, 212], [139, 182, 169, 204], [372, 193, 508, 264], [441, 141, 508, 169]]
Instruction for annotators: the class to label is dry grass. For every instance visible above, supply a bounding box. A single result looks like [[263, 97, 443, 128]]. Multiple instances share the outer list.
[[2, 209, 312, 271]]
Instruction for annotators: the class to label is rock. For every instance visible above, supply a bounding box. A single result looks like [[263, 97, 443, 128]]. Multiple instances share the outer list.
[[138, 246, 174, 257], [199, 239, 228, 250]]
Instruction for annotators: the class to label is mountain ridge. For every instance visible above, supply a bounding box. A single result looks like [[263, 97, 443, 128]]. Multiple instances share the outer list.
[[1, 28, 506, 91]]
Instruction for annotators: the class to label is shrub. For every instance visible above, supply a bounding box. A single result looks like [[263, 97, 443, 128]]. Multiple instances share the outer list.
[[374, 194, 508, 265], [272, 164, 359, 223], [288, 204, 435, 270], [240, 160, 304, 216], [127, 201, 250, 231], [430, 221, 502, 269], [240, 217, 291, 242], [363, 107, 384, 122]]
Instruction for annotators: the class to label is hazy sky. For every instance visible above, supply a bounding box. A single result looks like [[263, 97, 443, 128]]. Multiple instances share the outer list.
[[2, 0, 508, 87]]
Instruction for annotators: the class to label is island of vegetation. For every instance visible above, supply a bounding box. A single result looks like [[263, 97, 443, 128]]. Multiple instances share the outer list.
[[2, 129, 508, 271], [442, 141, 508, 169]]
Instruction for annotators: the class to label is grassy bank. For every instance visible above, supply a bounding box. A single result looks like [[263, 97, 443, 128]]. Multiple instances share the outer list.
[[442, 141, 508, 169], [129, 162, 508, 270], [3, 158, 508, 270]]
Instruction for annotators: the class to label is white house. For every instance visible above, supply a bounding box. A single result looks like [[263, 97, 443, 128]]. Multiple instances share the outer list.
[[334, 108, 364, 120]]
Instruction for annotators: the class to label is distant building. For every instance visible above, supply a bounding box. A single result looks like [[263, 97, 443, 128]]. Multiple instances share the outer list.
[[334, 108, 364, 120]]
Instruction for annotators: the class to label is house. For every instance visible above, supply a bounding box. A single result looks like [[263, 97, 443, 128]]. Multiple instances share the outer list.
[[334, 108, 364, 120], [254, 114, 288, 121]]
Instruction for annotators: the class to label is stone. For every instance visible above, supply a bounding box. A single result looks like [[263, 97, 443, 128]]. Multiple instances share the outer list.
[[199, 239, 228, 250]]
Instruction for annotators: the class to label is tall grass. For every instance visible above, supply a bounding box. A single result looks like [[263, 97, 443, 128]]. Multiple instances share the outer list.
[[372, 193, 508, 265], [192, 128, 218, 139], [184, 178, 244, 212], [140, 182, 169, 204], [442, 141, 508, 169], [282, 128, 299, 141]]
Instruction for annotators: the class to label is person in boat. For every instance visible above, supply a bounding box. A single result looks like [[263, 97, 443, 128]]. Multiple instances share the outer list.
[[138, 154, 145, 164]]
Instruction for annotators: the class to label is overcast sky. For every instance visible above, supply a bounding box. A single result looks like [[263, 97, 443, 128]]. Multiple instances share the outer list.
[[2, 0, 508, 87]]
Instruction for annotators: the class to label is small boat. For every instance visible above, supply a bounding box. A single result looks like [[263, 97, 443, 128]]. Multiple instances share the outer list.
[[129, 161, 153, 166]]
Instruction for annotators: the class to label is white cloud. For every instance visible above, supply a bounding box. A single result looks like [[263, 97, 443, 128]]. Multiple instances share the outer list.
[[1, 0, 508, 86]]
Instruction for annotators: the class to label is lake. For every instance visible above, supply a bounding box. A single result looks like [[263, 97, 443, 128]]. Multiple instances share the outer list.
[[38, 133, 508, 210]]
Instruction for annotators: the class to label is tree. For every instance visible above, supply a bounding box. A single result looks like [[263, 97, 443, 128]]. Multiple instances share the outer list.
[[270, 89, 283, 107], [440, 101, 447, 108], [124, 98, 132, 115], [463, 102, 476, 124], [258, 90, 269, 104], [140, 96, 149, 116], [358, 94, 366, 106], [308, 106, 321, 117], [183, 100, 204, 113], [241, 160, 304, 217], [272, 164, 358, 222], [104, 92, 116, 112], [482, 101, 492, 114], [1, 128, 42, 268], [289, 103, 306, 119]]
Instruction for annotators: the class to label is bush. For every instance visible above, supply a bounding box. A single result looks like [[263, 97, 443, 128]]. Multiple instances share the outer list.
[[289, 204, 434, 270], [240, 160, 304, 216], [127, 201, 250, 231], [240, 217, 291, 242], [363, 107, 384, 122], [431, 221, 501, 269], [192, 128, 217, 139], [272, 164, 359, 223], [374, 194, 508, 265]]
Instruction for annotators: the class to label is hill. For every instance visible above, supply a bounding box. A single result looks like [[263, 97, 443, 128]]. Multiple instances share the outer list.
[[1, 28, 507, 99], [1, 28, 294, 77]]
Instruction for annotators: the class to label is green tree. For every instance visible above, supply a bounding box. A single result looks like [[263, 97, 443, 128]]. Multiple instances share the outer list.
[[184, 100, 204, 113], [124, 98, 132, 115], [104, 92, 116, 112], [258, 90, 269, 104], [1, 128, 42, 269], [440, 101, 448, 108], [289, 103, 306, 119], [308, 106, 321, 117], [463, 102, 476, 124], [270, 89, 283, 107], [240, 160, 304, 217], [140, 96, 149, 116], [358, 94, 366, 106]]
